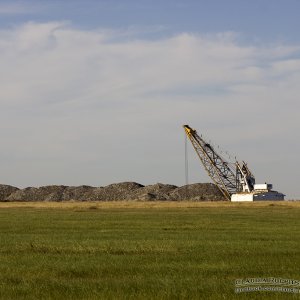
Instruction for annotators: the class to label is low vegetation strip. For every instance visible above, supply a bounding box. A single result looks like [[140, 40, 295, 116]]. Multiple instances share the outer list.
[[0, 200, 299, 209], [0, 203, 299, 299]]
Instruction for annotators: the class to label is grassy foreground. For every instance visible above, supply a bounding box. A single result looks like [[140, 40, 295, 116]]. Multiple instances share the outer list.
[[0, 201, 300, 299]]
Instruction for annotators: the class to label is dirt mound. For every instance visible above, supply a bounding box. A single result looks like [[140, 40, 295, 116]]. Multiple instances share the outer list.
[[62, 185, 96, 201], [7, 185, 67, 201], [1, 182, 226, 201], [170, 183, 225, 201], [0, 185, 19, 201], [90, 182, 144, 201], [131, 183, 178, 200]]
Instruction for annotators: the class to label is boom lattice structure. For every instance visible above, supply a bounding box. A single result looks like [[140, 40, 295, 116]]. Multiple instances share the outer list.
[[183, 125, 237, 200]]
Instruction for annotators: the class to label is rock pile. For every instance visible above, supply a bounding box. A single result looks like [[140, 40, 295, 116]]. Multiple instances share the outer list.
[[0, 182, 226, 201], [0, 184, 19, 200]]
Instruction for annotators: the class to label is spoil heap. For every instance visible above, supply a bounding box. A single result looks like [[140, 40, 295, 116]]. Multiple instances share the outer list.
[[0, 184, 19, 200], [0, 182, 225, 201]]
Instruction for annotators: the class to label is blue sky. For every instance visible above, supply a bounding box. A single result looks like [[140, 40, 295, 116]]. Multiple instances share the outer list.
[[0, 1, 300, 198], [1, 0, 300, 42]]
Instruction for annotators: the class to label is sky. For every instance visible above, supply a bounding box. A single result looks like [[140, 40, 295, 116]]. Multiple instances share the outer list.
[[0, 0, 299, 199]]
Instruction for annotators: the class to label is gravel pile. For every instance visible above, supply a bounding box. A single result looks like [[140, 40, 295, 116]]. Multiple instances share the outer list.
[[0, 184, 19, 200], [90, 182, 144, 201], [130, 183, 178, 200], [0, 182, 226, 201], [6, 185, 67, 201], [169, 183, 224, 201], [62, 185, 95, 201]]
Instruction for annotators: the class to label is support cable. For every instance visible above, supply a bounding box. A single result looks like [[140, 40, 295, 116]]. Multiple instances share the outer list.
[[185, 132, 189, 199], [185, 132, 189, 185]]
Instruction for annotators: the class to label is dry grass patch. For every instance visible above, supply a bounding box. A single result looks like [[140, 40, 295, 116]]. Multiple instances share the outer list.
[[0, 200, 300, 210]]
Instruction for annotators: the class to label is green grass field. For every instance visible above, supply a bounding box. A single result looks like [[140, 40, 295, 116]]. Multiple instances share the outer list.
[[0, 201, 299, 299]]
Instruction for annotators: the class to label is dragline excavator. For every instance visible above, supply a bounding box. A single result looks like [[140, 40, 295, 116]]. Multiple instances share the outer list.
[[183, 125, 285, 201]]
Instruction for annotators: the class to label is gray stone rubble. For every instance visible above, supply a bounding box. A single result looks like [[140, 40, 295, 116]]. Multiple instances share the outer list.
[[0, 182, 225, 201]]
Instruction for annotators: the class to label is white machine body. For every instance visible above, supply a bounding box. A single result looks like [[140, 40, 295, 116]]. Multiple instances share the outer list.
[[231, 182, 285, 202]]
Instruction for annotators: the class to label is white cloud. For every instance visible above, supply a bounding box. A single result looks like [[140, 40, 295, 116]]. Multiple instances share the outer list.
[[0, 22, 299, 198]]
